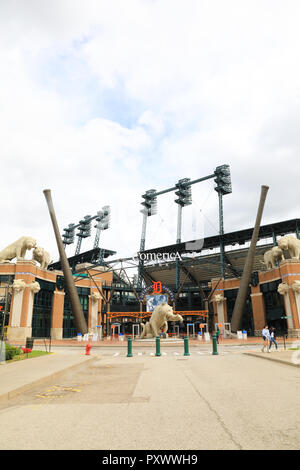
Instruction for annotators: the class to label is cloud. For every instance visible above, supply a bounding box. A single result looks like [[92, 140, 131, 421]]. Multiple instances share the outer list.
[[0, 0, 300, 270]]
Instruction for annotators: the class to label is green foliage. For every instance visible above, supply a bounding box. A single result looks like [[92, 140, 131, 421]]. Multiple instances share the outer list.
[[4, 343, 22, 361]]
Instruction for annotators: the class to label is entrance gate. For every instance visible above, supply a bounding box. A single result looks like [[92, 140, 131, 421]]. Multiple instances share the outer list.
[[187, 323, 195, 338], [96, 325, 102, 341], [132, 323, 140, 339], [223, 322, 232, 338], [173, 325, 179, 337], [111, 323, 121, 339]]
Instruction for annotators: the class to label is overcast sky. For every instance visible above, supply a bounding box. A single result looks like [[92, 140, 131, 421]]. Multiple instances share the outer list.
[[1, 0, 300, 266]]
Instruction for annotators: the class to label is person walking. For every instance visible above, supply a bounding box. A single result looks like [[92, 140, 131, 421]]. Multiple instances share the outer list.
[[269, 327, 278, 351], [216, 325, 220, 344], [261, 325, 271, 353]]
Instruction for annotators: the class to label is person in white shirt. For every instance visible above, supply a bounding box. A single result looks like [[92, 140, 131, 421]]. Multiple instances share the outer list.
[[261, 325, 271, 353], [269, 327, 278, 351]]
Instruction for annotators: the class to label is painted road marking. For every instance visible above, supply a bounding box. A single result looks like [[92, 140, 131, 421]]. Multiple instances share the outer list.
[[110, 348, 252, 357]]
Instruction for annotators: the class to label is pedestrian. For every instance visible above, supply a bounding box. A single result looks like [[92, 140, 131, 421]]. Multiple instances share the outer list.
[[269, 327, 278, 351], [216, 325, 220, 344], [261, 325, 271, 353]]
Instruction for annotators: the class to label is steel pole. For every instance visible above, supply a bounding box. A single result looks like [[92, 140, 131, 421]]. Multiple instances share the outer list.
[[176, 204, 182, 290], [230, 185, 269, 332], [43, 189, 88, 335], [138, 211, 148, 288], [218, 192, 225, 279]]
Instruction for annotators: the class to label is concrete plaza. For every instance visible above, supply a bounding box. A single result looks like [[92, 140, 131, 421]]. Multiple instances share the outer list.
[[0, 339, 299, 450]]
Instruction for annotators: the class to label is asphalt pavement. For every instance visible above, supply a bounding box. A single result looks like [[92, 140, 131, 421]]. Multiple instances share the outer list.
[[0, 339, 299, 450]]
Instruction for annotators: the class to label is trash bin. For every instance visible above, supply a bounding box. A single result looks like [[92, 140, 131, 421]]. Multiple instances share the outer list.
[[77, 333, 82, 341], [26, 337, 34, 350], [242, 330, 247, 340]]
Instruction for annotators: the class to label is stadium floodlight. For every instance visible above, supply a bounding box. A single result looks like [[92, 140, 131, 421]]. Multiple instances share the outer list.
[[95, 205, 110, 231], [214, 165, 232, 195], [141, 189, 157, 216], [175, 178, 192, 207], [77, 215, 92, 238], [75, 215, 92, 255], [62, 223, 76, 246], [214, 164, 232, 278], [94, 206, 111, 249]]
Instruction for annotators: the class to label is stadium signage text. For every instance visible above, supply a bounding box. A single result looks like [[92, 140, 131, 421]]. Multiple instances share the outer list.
[[132, 251, 182, 263]]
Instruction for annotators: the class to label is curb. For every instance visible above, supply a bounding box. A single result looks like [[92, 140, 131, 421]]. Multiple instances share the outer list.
[[244, 352, 300, 368], [0, 355, 96, 404]]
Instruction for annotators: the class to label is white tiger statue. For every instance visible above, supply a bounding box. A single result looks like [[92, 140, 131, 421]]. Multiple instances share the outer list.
[[0, 237, 36, 263]]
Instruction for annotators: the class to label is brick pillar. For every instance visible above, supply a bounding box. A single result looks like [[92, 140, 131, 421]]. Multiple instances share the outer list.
[[51, 289, 65, 340], [9, 280, 40, 341], [215, 297, 226, 328], [289, 282, 300, 337], [8, 279, 27, 341], [89, 291, 101, 333], [278, 283, 294, 330]]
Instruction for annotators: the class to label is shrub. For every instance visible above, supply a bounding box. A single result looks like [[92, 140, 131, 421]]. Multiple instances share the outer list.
[[4, 343, 22, 361]]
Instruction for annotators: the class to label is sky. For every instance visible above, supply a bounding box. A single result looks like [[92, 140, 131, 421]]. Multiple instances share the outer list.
[[1, 0, 300, 269]]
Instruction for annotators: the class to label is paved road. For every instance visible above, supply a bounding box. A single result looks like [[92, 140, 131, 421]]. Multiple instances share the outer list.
[[0, 349, 299, 450]]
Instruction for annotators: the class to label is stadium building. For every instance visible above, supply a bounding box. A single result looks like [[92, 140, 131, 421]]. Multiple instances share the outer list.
[[1, 218, 300, 342]]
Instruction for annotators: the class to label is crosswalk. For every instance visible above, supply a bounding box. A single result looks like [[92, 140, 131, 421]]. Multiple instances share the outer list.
[[110, 349, 241, 358]]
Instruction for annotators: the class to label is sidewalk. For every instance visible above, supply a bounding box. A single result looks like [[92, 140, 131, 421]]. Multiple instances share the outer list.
[[0, 349, 94, 403], [244, 349, 300, 368], [1, 337, 298, 405]]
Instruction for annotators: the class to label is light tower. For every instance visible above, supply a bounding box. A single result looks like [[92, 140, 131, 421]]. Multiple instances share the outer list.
[[75, 215, 92, 256], [174, 178, 192, 289], [214, 164, 232, 278], [137, 190, 157, 287]]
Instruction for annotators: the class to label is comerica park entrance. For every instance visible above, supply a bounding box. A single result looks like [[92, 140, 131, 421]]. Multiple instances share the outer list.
[[102, 281, 209, 339]]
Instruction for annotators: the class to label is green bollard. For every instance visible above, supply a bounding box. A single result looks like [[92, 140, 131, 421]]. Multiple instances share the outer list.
[[155, 336, 161, 356], [127, 336, 133, 357], [184, 336, 190, 356], [212, 334, 218, 355]]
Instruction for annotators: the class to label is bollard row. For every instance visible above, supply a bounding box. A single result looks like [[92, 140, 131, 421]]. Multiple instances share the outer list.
[[125, 334, 219, 357]]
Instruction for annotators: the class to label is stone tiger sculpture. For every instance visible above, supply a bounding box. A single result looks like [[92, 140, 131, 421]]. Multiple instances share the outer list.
[[140, 302, 183, 339], [0, 237, 36, 263]]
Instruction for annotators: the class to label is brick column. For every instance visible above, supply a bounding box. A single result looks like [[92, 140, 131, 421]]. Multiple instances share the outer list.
[[278, 283, 294, 330], [8, 279, 27, 341], [215, 295, 225, 324], [9, 280, 40, 341], [51, 289, 65, 340], [89, 291, 101, 333], [289, 282, 300, 337]]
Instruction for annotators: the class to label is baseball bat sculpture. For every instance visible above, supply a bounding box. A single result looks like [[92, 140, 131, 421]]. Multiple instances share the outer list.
[[230, 185, 269, 332], [43, 189, 88, 335]]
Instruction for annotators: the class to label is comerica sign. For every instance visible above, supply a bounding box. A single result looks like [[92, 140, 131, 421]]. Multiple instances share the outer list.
[[132, 251, 182, 263]]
